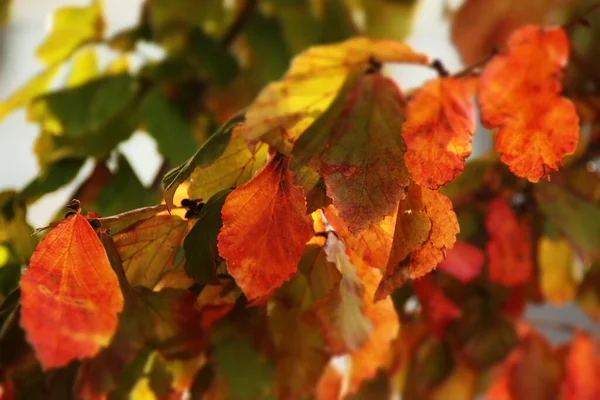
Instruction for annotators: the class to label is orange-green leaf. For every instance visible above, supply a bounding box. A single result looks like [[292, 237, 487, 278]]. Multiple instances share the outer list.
[[479, 25, 579, 182], [217, 154, 313, 300], [245, 37, 429, 154], [376, 184, 459, 300], [112, 214, 188, 289], [486, 198, 533, 286], [403, 77, 477, 189], [20, 213, 123, 369], [293, 71, 410, 234]]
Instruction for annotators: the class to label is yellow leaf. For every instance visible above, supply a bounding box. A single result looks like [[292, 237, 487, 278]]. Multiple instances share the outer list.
[[539, 237, 577, 304], [129, 378, 156, 400], [245, 37, 429, 154], [188, 126, 268, 201], [0, 245, 9, 267], [36, 1, 104, 66], [430, 361, 476, 400], [0, 64, 62, 122], [67, 48, 99, 87]]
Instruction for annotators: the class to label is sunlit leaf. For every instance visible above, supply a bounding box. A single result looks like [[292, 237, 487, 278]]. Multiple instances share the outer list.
[[36, 1, 104, 65], [377, 183, 458, 300], [218, 154, 313, 300], [162, 111, 245, 209], [479, 25, 579, 182], [403, 77, 477, 189], [188, 126, 268, 202], [20, 213, 124, 369], [486, 198, 534, 286], [245, 37, 429, 154], [67, 48, 99, 87], [293, 70, 410, 233]]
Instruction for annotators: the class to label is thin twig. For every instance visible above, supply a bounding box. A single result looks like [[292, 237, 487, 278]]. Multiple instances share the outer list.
[[563, 1, 600, 31]]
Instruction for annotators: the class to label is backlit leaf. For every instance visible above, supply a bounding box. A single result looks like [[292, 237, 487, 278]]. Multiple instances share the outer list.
[[112, 215, 188, 289], [293, 71, 410, 234], [20, 213, 124, 369], [403, 77, 477, 189], [245, 37, 429, 154], [36, 1, 104, 65], [188, 126, 268, 202], [486, 198, 533, 286], [414, 275, 462, 338], [67, 48, 99, 87], [479, 25, 579, 182], [377, 183, 458, 300], [217, 154, 313, 300]]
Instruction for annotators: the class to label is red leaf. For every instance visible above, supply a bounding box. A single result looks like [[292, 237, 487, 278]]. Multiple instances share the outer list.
[[403, 77, 477, 189], [486, 198, 534, 286], [437, 241, 484, 283], [20, 213, 124, 369], [479, 25, 579, 182], [414, 275, 462, 338], [218, 154, 313, 300]]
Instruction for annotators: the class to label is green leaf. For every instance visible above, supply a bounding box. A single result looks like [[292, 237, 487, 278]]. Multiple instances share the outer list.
[[403, 337, 454, 399], [140, 86, 197, 165], [184, 189, 232, 285], [188, 28, 239, 85], [535, 181, 600, 264], [162, 111, 245, 209], [0, 191, 36, 264], [20, 159, 85, 203], [31, 74, 138, 138]]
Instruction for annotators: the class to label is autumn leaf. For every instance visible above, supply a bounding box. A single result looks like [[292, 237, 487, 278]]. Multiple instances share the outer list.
[[188, 126, 268, 202], [403, 77, 477, 189], [323, 205, 395, 270], [486, 198, 533, 287], [414, 275, 462, 338], [245, 37, 429, 154], [112, 214, 188, 289], [437, 241, 484, 283], [293, 70, 410, 234], [538, 236, 576, 304], [479, 25, 579, 182], [217, 154, 313, 300], [376, 183, 459, 300], [561, 332, 600, 400], [36, 1, 104, 65], [20, 213, 124, 369], [451, 0, 556, 64]]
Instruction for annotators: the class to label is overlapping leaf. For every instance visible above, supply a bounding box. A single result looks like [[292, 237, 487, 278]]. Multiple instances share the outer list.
[[376, 183, 459, 300], [20, 213, 124, 369], [479, 25, 579, 182], [293, 71, 410, 234], [403, 77, 477, 189], [217, 154, 313, 300], [245, 37, 429, 154], [486, 198, 533, 287], [112, 214, 188, 289]]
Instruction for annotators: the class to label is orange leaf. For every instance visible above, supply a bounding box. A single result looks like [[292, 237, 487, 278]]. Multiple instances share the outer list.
[[245, 37, 429, 154], [403, 77, 477, 189], [376, 183, 459, 300], [293, 72, 411, 234], [217, 154, 313, 300], [561, 333, 600, 400], [486, 198, 534, 286], [414, 275, 462, 338], [479, 25, 579, 182], [20, 213, 123, 369], [316, 365, 343, 400], [437, 241, 484, 283]]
